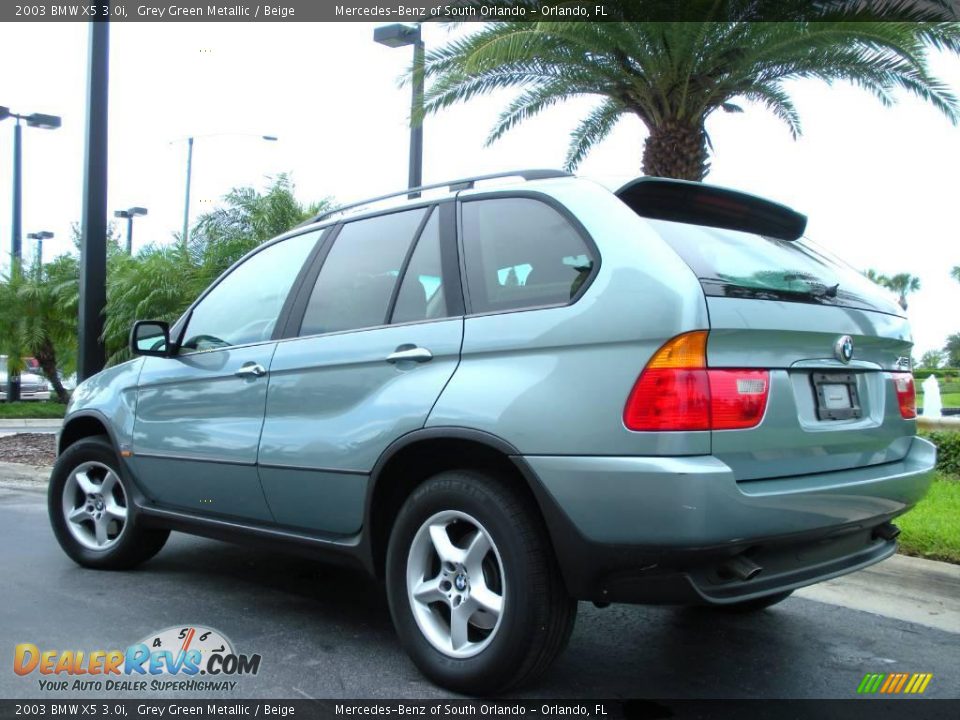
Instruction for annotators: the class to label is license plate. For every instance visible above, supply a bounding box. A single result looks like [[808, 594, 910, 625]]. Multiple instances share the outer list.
[[812, 372, 862, 420]]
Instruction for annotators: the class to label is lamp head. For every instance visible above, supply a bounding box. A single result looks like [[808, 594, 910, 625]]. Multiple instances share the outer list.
[[374, 24, 419, 48], [25, 113, 62, 130]]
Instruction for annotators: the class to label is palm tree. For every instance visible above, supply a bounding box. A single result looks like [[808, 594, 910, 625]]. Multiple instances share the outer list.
[[952, 265, 960, 283], [883, 272, 921, 310], [16, 256, 79, 403], [420, 16, 960, 179], [863, 269, 889, 286], [0, 256, 78, 403]]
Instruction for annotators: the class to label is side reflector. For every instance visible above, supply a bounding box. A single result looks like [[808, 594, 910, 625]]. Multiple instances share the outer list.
[[892, 373, 916, 419]]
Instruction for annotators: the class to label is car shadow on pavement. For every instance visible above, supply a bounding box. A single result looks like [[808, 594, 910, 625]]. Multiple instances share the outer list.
[[138, 535, 856, 698]]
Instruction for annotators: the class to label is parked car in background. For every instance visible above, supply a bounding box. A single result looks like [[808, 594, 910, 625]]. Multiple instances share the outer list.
[[0, 355, 51, 401], [48, 170, 935, 694]]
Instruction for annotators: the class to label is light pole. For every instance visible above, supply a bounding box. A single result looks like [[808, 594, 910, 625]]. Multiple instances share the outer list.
[[26, 231, 53, 270], [0, 106, 61, 402], [77, 19, 110, 383], [374, 23, 425, 197], [114, 206, 148, 254], [177, 133, 278, 247]]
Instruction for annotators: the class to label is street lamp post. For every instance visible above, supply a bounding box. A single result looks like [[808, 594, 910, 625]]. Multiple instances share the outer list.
[[178, 133, 278, 247], [374, 23, 425, 197], [114, 206, 148, 254], [26, 231, 53, 270], [0, 106, 61, 402]]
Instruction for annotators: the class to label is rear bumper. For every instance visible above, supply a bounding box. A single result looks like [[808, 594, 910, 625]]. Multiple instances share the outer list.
[[0, 390, 50, 401], [518, 437, 936, 604]]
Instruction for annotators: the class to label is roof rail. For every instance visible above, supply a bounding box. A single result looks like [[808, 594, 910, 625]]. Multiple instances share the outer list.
[[308, 169, 571, 224]]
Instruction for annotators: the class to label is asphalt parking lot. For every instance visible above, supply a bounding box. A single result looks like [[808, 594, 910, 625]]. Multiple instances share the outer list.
[[1, 486, 957, 700]]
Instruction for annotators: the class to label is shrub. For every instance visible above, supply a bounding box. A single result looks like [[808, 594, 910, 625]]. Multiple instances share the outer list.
[[920, 431, 960, 477]]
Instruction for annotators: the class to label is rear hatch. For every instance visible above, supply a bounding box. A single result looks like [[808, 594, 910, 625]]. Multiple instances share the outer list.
[[618, 179, 915, 480]]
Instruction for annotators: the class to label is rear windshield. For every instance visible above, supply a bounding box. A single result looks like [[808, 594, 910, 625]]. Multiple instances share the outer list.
[[648, 219, 902, 315]]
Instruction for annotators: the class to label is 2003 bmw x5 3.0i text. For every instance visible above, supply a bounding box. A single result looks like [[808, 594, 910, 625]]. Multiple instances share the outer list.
[[49, 170, 935, 694]]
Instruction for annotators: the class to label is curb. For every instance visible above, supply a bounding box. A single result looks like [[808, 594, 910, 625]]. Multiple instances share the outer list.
[[917, 416, 960, 431], [0, 419, 63, 428]]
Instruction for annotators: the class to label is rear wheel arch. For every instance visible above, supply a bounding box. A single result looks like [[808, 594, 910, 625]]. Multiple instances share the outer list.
[[365, 429, 551, 580]]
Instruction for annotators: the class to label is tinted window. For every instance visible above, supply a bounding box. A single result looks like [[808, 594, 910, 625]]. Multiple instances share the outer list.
[[461, 198, 594, 314], [392, 210, 448, 324], [181, 231, 319, 352], [648, 220, 902, 314], [300, 208, 427, 336]]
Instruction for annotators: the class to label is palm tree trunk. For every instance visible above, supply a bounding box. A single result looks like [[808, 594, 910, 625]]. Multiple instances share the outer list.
[[641, 119, 710, 181], [34, 338, 69, 404]]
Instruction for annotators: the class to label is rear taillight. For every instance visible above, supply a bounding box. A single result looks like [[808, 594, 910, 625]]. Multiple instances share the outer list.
[[892, 372, 916, 419], [623, 331, 770, 431]]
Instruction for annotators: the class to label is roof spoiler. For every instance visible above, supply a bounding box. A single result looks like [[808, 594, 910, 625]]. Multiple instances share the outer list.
[[615, 177, 807, 241]]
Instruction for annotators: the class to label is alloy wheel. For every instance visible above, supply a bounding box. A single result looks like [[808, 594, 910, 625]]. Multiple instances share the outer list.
[[61, 461, 129, 551], [406, 510, 505, 659]]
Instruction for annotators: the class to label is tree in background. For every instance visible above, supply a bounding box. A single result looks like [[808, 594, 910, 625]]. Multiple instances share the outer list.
[[920, 349, 945, 370], [419, 12, 960, 179], [945, 334, 960, 368], [863, 269, 889, 285], [883, 272, 921, 311], [0, 256, 78, 403], [952, 266, 960, 283], [102, 175, 334, 365]]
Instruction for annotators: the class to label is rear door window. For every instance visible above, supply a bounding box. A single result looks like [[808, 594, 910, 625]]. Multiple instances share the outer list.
[[299, 208, 428, 336], [391, 209, 450, 324], [460, 198, 595, 314]]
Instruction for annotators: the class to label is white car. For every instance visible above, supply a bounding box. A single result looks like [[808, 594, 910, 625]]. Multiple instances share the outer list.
[[0, 355, 51, 401]]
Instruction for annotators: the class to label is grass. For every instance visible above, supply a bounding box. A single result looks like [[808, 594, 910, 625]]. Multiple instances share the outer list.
[[898, 472, 960, 564], [0, 402, 67, 419]]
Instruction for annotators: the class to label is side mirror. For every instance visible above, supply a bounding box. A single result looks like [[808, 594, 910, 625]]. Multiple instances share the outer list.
[[130, 320, 172, 358]]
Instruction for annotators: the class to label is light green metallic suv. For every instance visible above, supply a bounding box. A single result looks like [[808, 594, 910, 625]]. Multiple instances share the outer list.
[[48, 171, 936, 694]]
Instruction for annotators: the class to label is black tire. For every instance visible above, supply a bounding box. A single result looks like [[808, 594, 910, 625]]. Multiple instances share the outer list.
[[386, 469, 576, 695], [709, 590, 793, 613], [48, 436, 169, 570]]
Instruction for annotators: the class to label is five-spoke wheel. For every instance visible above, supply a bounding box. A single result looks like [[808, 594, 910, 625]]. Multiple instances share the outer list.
[[49, 437, 169, 569], [62, 461, 129, 550], [386, 469, 577, 695], [406, 510, 505, 658]]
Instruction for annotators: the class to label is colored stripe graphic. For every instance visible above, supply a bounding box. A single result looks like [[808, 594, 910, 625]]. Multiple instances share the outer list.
[[857, 672, 933, 694]]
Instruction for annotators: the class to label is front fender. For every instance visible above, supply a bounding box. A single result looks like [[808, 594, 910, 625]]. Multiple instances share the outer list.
[[61, 358, 144, 455]]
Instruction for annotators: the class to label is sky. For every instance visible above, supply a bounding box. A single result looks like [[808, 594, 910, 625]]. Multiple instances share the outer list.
[[1, 21, 959, 357]]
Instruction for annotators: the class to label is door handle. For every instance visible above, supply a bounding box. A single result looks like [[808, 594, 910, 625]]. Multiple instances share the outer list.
[[386, 346, 433, 364], [235, 362, 267, 378]]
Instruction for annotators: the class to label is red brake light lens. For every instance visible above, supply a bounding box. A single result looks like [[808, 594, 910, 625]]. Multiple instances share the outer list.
[[624, 368, 711, 431], [623, 332, 770, 431], [892, 373, 916, 419]]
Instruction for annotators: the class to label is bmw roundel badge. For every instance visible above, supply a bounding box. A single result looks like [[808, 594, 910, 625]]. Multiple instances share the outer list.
[[835, 335, 854, 364]]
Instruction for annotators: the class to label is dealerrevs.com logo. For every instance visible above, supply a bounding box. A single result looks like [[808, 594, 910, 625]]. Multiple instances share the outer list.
[[14, 625, 261, 693]]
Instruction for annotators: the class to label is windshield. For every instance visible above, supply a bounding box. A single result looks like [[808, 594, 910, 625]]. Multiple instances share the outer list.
[[649, 219, 902, 315]]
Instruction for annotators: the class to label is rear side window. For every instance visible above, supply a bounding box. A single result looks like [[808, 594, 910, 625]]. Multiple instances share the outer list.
[[461, 198, 595, 314], [299, 208, 428, 336], [391, 210, 448, 324], [649, 220, 902, 314]]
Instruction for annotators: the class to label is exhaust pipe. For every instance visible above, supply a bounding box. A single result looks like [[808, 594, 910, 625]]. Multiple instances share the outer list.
[[722, 554, 763, 582], [873, 522, 901, 541]]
